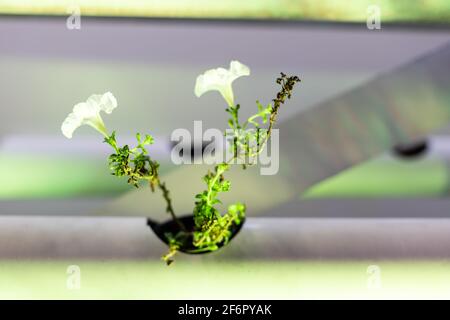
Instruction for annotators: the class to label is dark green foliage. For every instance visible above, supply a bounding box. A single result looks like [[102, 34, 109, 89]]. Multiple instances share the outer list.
[[104, 132, 157, 188]]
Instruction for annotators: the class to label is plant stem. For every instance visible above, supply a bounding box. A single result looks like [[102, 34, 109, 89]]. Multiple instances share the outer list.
[[206, 165, 227, 207], [149, 175, 187, 232]]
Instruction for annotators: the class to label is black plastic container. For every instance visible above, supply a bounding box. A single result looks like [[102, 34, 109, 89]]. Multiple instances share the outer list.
[[147, 214, 245, 254]]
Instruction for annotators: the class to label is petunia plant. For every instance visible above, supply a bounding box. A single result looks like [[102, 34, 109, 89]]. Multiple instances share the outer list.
[[62, 60, 300, 265]]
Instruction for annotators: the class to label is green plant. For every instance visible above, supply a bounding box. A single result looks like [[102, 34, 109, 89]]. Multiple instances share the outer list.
[[62, 61, 300, 265]]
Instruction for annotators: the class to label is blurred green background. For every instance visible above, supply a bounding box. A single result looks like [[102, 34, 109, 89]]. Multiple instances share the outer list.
[[2, 153, 448, 200], [2, 260, 450, 299], [0, 0, 449, 23], [303, 154, 449, 199]]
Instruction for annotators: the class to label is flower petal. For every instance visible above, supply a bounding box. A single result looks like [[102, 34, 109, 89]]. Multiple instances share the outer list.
[[194, 60, 250, 106], [73, 102, 98, 120], [100, 92, 118, 114], [61, 92, 117, 139], [229, 60, 250, 80], [194, 74, 208, 97], [61, 111, 83, 139]]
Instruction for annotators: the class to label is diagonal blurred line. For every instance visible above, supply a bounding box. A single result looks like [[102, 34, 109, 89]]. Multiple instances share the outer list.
[[280, 41, 450, 192]]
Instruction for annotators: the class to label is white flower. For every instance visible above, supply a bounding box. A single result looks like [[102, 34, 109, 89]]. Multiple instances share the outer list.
[[61, 92, 117, 139], [194, 60, 250, 106]]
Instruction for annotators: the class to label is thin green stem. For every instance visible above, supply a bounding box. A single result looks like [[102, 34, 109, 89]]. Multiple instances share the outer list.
[[151, 175, 187, 232]]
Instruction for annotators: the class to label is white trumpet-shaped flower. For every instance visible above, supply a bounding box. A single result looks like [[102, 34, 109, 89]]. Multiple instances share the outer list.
[[61, 92, 117, 139], [194, 60, 250, 107]]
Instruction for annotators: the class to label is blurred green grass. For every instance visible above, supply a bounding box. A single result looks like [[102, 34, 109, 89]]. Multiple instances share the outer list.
[[303, 155, 449, 198], [1, 260, 450, 299], [0, 154, 131, 199], [0, 153, 448, 199], [0, 0, 448, 23]]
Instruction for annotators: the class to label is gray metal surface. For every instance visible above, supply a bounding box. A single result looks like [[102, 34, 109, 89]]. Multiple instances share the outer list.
[[0, 18, 448, 136], [1, 216, 450, 259]]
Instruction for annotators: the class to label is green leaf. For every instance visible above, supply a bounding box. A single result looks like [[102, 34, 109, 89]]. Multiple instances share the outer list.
[[144, 134, 154, 145]]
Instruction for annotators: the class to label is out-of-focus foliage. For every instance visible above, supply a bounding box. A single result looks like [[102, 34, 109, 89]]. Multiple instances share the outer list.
[[0, 0, 448, 24]]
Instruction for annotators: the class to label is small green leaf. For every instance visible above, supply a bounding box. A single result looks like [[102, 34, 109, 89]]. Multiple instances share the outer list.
[[144, 134, 154, 145]]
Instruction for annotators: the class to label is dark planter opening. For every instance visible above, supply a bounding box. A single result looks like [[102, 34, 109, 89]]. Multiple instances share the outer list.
[[147, 214, 245, 254], [392, 139, 428, 158]]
